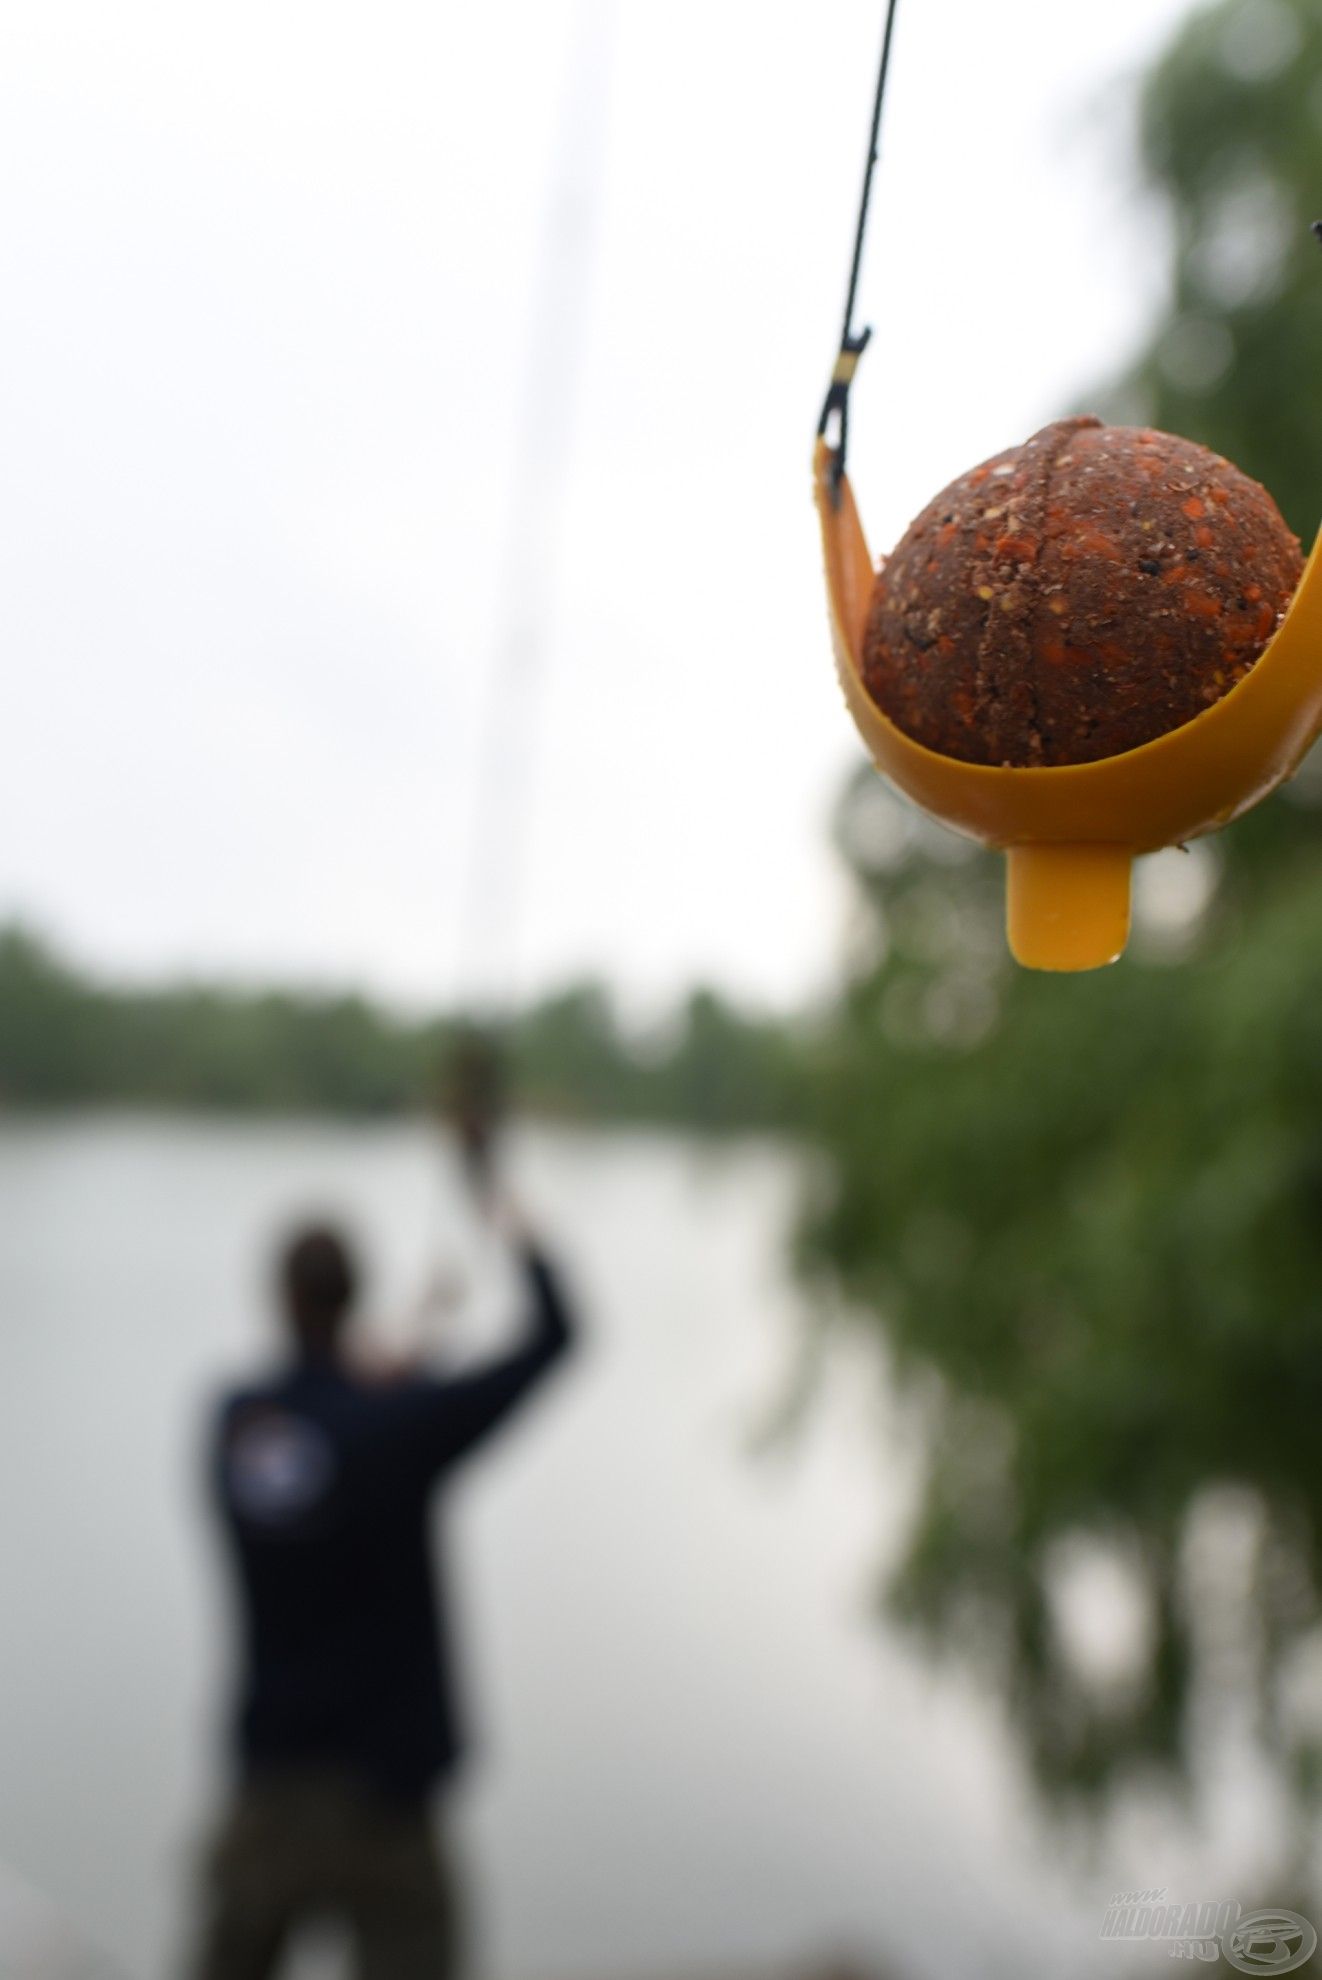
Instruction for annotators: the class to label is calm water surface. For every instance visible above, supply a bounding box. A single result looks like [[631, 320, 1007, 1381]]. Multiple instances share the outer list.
[[0, 1116, 1226, 1979]]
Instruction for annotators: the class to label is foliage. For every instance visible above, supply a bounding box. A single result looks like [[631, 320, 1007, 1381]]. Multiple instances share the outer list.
[[801, 0, 1322, 1817], [1098, 0, 1322, 544], [0, 927, 806, 1133]]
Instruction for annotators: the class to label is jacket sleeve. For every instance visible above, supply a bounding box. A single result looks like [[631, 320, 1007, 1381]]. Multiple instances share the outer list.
[[403, 1242, 578, 1477]]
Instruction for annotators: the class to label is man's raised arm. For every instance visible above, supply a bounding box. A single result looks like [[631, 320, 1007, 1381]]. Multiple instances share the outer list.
[[403, 1212, 578, 1475]]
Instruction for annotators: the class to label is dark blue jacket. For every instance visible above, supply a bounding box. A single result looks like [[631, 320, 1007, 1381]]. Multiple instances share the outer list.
[[211, 1244, 574, 1800]]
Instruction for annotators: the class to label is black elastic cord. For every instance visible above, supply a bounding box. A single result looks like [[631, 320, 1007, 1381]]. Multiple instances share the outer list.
[[818, 0, 902, 500]]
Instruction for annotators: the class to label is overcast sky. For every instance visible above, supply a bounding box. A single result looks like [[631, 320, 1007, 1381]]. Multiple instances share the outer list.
[[0, 0, 1200, 1014]]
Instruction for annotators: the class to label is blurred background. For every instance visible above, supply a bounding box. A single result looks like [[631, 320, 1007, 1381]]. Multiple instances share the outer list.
[[3, 0, 1322, 1975]]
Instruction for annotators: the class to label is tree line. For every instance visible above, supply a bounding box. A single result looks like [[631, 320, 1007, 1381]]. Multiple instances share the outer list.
[[0, 924, 809, 1132]]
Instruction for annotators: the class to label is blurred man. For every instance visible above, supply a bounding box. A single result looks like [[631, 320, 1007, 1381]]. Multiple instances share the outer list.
[[190, 1204, 577, 1980]]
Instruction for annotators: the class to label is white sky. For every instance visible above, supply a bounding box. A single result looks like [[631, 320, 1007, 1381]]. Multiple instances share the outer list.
[[0, 0, 1199, 1015]]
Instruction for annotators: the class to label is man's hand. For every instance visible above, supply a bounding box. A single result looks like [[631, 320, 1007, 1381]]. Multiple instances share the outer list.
[[489, 1189, 535, 1250]]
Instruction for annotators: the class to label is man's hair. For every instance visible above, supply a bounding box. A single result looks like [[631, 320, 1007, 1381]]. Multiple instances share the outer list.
[[279, 1225, 358, 1350]]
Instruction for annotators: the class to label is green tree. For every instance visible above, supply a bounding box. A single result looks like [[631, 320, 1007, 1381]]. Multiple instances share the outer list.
[[801, 0, 1322, 1831], [1099, 0, 1322, 542], [0, 927, 109, 1102], [0, 932, 808, 1132]]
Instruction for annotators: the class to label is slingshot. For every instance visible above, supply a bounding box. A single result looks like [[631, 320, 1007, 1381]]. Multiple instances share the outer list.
[[816, 4, 1322, 971]]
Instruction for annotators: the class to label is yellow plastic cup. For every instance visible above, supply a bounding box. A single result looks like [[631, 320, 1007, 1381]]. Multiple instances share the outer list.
[[815, 437, 1322, 970]]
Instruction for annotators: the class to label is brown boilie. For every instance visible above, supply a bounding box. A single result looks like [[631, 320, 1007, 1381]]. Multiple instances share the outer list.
[[860, 416, 1303, 767]]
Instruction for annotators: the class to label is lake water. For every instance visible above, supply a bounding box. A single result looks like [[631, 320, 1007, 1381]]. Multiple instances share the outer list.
[[0, 1117, 1269, 1979]]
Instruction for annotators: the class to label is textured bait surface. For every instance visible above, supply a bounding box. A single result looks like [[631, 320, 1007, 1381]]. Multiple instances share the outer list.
[[862, 417, 1303, 767]]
